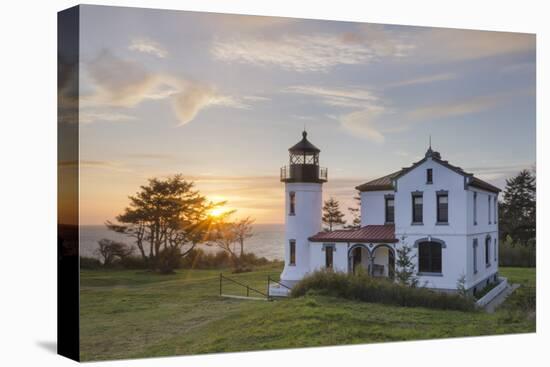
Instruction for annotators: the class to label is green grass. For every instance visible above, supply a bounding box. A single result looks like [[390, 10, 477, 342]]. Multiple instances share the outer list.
[[80, 265, 535, 361]]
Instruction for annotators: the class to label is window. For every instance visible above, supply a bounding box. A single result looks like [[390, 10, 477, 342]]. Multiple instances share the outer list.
[[488, 196, 492, 224], [485, 237, 491, 266], [418, 241, 442, 273], [426, 168, 433, 184], [473, 239, 478, 274], [473, 192, 478, 225], [494, 238, 497, 262], [289, 240, 296, 265], [385, 195, 395, 223], [325, 246, 334, 269], [412, 193, 423, 224], [289, 191, 295, 215], [437, 192, 449, 223]]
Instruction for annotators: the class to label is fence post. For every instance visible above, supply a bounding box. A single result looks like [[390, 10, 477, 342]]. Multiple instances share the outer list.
[[219, 273, 222, 296], [246, 285, 249, 297]]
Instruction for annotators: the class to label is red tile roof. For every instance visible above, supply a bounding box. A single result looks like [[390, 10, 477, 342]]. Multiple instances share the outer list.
[[309, 225, 397, 243]]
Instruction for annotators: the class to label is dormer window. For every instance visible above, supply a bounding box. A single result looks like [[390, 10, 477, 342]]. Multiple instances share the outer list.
[[426, 168, 433, 184]]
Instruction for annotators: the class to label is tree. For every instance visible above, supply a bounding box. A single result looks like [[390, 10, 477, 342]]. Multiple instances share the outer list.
[[322, 197, 346, 231], [232, 217, 255, 256], [499, 169, 536, 247], [106, 175, 223, 270], [345, 193, 361, 229], [394, 238, 418, 287], [96, 239, 133, 266], [207, 221, 240, 262]]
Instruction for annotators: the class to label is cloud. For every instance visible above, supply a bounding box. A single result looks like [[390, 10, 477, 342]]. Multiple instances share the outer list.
[[386, 73, 457, 88], [411, 29, 535, 63], [128, 37, 168, 58], [285, 85, 379, 108], [80, 111, 136, 124], [285, 84, 393, 142], [211, 31, 410, 72], [81, 51, 250, 126], [339, 108, 388, 143], [406, 95, 502, 121], [500, 62, 535, 74]]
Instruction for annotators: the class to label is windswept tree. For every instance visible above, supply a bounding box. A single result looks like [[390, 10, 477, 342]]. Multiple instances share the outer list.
[[499, 169, 536, 247], [345, 193, 361, 229], [232, 217, 255, 256], [322, 197, 346, 231], [96, 239, 133, 266], [106, 175, 223, 270], [207, 222, 239, 261]]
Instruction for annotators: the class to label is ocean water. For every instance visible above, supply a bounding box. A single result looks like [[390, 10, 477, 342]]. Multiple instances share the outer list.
[[80, 224, 285, 261]]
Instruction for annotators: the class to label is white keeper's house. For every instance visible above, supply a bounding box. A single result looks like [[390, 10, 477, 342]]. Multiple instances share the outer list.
[[274, 131, 501, 296]]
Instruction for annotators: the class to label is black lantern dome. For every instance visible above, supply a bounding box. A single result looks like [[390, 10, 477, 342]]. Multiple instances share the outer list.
[[281, 131, 327, 183]]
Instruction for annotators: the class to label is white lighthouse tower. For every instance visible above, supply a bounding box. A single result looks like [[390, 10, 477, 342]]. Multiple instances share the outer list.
[[278, 131, 327, 288]]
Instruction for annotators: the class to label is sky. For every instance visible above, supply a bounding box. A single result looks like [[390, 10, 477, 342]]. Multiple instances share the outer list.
[[74, 5, 536, 225]]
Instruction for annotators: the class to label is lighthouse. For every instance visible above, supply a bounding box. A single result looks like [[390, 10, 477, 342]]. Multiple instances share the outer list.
[[279, 131, 327, 288]]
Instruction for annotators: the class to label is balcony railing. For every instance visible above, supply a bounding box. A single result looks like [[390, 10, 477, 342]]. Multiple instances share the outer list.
[[280, 165, 327, 183]]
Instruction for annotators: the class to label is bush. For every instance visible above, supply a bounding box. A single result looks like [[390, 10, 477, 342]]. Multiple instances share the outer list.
[[291, 270, 476, 312], [156, 247, 182, 274], [499, 240, 536, 267], [80, 256, 102, 270], [180, 248, 276, 270]]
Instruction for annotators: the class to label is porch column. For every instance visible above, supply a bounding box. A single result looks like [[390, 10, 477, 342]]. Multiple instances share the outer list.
[[368, 253, 375, 277]]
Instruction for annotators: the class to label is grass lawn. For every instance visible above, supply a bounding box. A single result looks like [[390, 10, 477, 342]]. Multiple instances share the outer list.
[[80, 265, 535, 361]]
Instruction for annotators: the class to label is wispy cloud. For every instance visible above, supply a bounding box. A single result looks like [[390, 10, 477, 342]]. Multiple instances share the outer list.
[[285, 85, 392, 142], [285, 85, 379, 108], [81, 50, 251, 126], [406, 95, 502, 121], [128, 37, 168, 58], [500, 62, 535, 74], [80, 111, 136, 124], [386, 73, 457, 88], [211, 30, 412, 72], [411, 29, 535, 63]]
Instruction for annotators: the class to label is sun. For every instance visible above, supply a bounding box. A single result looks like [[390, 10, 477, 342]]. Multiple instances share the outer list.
[[208, 207, 227, 218]]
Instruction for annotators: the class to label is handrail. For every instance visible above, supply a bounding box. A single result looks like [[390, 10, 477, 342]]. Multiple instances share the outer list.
[[219, 273, 269, 299]]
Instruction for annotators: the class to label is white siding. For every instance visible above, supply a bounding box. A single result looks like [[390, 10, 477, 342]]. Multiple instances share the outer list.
[[281, 183, 322, 284], [394, 159, 468, 236], [360, 190, 393, 226]]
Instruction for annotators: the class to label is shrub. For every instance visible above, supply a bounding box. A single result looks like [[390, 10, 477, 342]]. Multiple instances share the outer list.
[[180, 248, 276, 270], [291, 270, 476, 312], [80, 256, 102, 270], [156, 247, 182, 274]]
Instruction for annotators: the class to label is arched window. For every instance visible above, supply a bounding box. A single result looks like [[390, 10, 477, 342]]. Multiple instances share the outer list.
[[418, 241, 442, 273]]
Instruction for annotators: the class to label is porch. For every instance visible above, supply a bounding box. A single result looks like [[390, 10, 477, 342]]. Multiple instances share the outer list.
[[348, 243, 395, 279], [308, 224, 398, 279]]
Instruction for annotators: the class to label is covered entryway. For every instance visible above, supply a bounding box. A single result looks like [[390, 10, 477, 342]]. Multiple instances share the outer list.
[[347, 243, 396, 278], [349, 244, 369, 274], [371, 244, 395, 279]]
